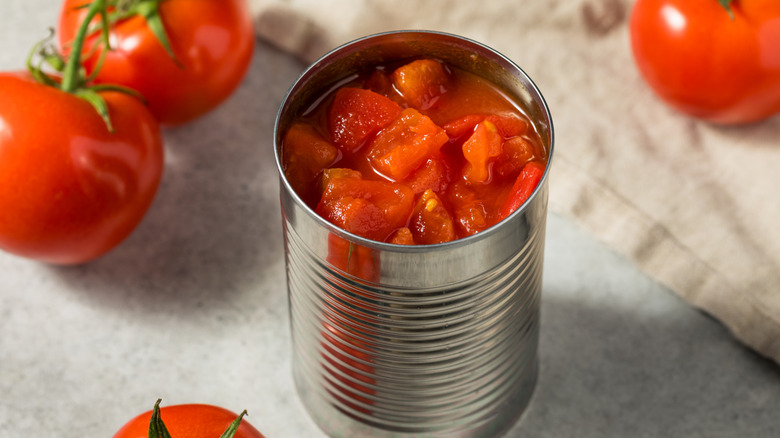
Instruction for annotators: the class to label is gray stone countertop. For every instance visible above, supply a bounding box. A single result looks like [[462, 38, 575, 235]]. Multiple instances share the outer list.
[[1, 1, 778, 437]]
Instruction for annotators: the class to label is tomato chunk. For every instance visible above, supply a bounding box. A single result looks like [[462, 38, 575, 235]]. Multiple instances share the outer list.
[[329, 88, 402, 151], [406, 157, 452, 194], [392, 59, 449, 110], [388, 227, 415, 245], [318, 168, 362, 196], [447, 181, 489, 236], [368, 108, 449, 181], [443, 114, 484, 139], [317, 176, 414, 241], [409, 190, 456, 244], [488, 114, 529, 138], [453, 202, 488, 237], [494, 136, 536, 179], [364, 70, 395, 98], [282, 123, 339, 200], [498, 161, 545, 219], [462, 120, 503, 184], [444, 114, 529, 140]]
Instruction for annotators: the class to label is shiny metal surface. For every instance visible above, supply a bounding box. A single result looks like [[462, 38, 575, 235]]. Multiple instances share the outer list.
[[274, 31, 554, 437]]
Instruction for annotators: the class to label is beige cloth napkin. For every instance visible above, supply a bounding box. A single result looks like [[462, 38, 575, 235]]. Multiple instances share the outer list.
[[249, 0, 780, 366]]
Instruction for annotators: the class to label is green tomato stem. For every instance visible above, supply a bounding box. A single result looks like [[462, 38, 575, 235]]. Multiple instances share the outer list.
[[75, 88, 114, 132], [718, 0, 735, 20], [112, 0, 182, 67], [136, 0, 181, 66], [219, 410, 248, 438], [26, 31, 60, 87], [148, 399, 173, 438], [143, 399, 249, 438], [61, 0, 108, 92]]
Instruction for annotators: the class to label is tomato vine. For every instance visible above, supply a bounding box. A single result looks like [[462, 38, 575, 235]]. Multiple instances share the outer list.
[[719, 0, 735, 19], [58, 0, 255, 125], [28, 0, 140, 131], [75, 0, 180, 65], [139, 400, 252, 438]]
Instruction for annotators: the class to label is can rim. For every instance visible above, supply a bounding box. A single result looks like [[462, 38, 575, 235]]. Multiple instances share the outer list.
[[273, 29, 555, 253]]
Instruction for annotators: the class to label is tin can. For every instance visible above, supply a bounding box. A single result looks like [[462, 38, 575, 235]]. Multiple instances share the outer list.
[[274, 30, 554, 437]]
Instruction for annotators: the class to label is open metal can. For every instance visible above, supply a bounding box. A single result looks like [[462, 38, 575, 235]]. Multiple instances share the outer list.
[[274, 30, 554, 437]]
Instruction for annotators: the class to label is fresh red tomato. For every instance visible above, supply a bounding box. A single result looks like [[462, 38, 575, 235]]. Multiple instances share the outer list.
[[58, 0, 255, 125], [114, 402, 265, 438], [629, 0, 780, 124], [0, 72, 163, 265]]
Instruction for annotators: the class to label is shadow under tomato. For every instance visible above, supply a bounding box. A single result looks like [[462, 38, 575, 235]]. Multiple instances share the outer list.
[[47, 41, 307, 317], [708, 112, 780, 149]]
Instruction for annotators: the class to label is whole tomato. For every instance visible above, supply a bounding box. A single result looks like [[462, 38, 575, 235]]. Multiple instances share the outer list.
[[0, 72, 164, 265], [630, 0, 780, 124], [113, 402, 265, 438], [58, 0, 255, 125]]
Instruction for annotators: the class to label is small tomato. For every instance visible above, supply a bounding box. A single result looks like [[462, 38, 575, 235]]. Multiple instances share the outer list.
[[114, 400, 265, 438], [630, 0, 780, 124], [58, 0, 255, 125]]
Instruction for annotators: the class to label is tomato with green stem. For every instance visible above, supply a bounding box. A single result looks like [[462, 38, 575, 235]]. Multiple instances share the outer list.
[[113, 399, 265, 438], [0, 0, 163, 264], [629, 0, 780, 124], [58, 0, 255, 125]]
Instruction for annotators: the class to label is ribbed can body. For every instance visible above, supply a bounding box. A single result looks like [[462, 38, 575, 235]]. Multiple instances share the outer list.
[[282, 191, 546, 437], [275, 31, 554, 437]]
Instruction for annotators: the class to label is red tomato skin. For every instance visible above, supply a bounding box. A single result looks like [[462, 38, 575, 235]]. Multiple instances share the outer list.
[[58, 0, 255, 125], [328, 88, 402, 151], [113, 404, 265, 438], [316, 177, 414, 242], [630, 0, 780, 124], [498, 161, 545, 220], [367, 108, 449, 181], [0, 73, 163, 265]]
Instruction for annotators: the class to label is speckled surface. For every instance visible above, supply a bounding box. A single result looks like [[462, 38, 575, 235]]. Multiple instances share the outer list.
[[1, 2, 779, 437]]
